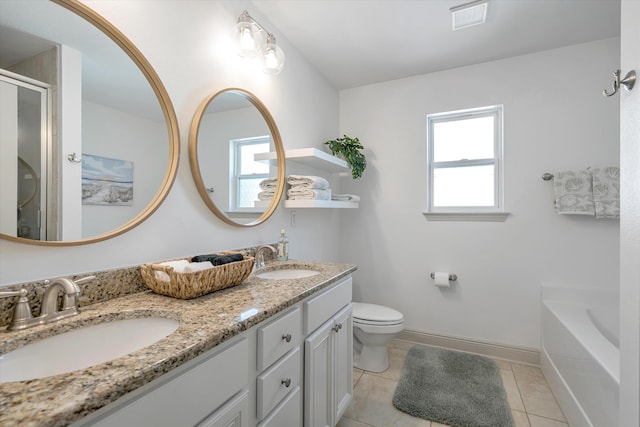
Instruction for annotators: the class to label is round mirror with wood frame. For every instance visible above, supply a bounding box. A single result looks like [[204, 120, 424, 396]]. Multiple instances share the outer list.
[[0, 0, 179, 246], [189, 88, 285, 227]]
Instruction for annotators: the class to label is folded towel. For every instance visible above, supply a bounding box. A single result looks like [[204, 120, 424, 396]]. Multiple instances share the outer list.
[[257, 190, 274, 201], [592, 166, 620, 219], [260, 178, 277, 190], [331, 194, 360, 202], [184, 261, 214, 273], [287, 175, 330, 190], [154, 259, 190, 281], [287, 188, 332, 200], [190, 253, 245, 265], [553, 170, 594, 215]]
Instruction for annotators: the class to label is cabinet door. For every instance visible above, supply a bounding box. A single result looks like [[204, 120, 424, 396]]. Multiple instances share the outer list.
[[304, 320, 333, 427], [198, 390, 249, 427], [332, 305, 353, 422]]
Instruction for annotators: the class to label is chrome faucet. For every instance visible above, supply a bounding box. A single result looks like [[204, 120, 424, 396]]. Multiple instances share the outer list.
[[254, 245, 275, 269], [0, 275, 94, 331]]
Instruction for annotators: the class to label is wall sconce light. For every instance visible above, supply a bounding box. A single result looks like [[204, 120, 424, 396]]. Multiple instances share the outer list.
[[232, 10, 286, 75]]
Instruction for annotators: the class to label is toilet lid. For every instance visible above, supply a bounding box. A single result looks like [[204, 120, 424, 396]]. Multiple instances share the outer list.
[[352, 302, 403, 323]]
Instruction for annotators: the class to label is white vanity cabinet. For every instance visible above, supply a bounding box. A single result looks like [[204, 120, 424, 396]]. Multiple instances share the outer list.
[[77, 337, 250, 427], [72, 274, 352, 427], [304, 278, 353, 427]]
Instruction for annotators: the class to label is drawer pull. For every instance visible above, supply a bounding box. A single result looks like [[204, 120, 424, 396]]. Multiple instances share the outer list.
[[281, 378, 292, 388], [332, 323, 343, 333], [282, 333, 292, 343]]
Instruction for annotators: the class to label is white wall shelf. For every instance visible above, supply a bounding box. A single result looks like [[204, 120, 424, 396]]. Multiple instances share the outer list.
[[255, 147, 359, 209], [284, 200, 359, 209], [255, 148, 349, 173]]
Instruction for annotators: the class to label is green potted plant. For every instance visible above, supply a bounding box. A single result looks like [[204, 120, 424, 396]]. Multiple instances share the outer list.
[[324, 135, 367, 179]]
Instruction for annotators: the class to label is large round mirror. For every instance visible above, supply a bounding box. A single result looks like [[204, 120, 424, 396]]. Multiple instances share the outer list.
[[189, 88, 285, 227], [0, 0, 179, 245]]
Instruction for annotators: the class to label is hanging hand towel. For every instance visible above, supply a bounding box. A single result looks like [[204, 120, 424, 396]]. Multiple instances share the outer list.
[[287, 188, 332, 200], [286, 175, 330, 190], [592, 166, 620, 219], [553, 170, 595, 215]]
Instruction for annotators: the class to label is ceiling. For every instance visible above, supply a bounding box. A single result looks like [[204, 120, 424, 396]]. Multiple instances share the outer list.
[[251, 0, 621, 90]]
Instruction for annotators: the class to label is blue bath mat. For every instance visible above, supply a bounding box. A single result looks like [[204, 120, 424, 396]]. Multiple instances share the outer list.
[[392, 345, 514, 427]]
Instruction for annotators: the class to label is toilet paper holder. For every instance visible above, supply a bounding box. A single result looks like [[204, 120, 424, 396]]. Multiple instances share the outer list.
[[430, 272, 457, 281]]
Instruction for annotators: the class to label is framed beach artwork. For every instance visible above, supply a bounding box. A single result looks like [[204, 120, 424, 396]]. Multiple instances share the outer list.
[[82, 154, 134, 206]]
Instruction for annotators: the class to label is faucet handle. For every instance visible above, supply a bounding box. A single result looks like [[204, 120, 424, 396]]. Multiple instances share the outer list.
[[75, 275, 96, 285], [0, 288, 33, 329]]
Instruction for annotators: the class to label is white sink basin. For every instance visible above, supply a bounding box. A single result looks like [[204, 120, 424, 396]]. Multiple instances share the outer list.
[[0, 317, 179, 383], [256, 269, 320, 280]]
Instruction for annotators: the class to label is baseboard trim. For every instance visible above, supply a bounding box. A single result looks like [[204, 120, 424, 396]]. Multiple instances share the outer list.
[[397, 329, 541, 366]]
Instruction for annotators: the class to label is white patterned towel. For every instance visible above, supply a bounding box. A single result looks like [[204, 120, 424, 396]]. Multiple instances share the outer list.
[[553, 170, 594, 215], [591, 166, 620, 219], [287, 188, 331, 200]]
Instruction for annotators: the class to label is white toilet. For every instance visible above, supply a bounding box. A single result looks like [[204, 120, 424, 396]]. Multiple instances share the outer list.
[[352, 302, 404, 372]]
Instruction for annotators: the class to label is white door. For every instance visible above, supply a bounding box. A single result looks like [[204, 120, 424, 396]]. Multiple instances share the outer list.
[[619, 1, 640, 425]]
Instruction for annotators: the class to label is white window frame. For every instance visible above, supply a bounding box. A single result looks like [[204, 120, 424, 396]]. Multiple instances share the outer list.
[[425, 105, 507, 220], [229, 136, 270, 212]]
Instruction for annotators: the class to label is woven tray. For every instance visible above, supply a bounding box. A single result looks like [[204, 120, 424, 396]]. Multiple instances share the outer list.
[[140, 251, 255, 299]]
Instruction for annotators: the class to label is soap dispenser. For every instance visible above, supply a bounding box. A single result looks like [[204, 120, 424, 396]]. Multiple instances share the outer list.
[[276, 229, 289, 261]]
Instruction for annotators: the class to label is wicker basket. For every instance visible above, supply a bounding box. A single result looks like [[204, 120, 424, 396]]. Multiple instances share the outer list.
[[140, 251, 255, 299]]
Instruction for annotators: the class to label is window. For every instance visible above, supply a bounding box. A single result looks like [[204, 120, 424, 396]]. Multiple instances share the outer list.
[[426, 105, 504, 216], [230, 136, 270, 210]]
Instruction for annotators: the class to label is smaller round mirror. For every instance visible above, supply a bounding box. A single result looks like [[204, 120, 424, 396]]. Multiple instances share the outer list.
[[189, 88, 285, 227]]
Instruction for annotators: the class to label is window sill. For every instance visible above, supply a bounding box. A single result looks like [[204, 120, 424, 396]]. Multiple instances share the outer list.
[[422, 212, 511, 222]]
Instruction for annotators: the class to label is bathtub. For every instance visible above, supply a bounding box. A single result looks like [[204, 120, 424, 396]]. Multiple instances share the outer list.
[[540, 284, 619, 427]]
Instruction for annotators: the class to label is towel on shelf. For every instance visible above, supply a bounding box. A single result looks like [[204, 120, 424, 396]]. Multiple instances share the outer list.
[[553, 169, 594, 215], [257, 190, 275, 201], [331, 194, 360, 202], [259, 178, 277, 190], [591, 166, 620, 219], [286, 175, 330, 190], [287, 188, 332, 201]]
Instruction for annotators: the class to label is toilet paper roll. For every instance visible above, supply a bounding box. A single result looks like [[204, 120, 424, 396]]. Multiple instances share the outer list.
[[433, 272, 451, 288]]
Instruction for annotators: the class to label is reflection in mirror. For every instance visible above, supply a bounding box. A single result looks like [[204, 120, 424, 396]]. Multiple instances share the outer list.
[[0, 0, 179, 245], [189, 89, 285, 227]]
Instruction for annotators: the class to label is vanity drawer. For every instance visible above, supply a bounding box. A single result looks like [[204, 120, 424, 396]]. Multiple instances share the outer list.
[[256, 347, 301, 419], [304, 277, 352, 335], [257, 307, 301, 371], [257, 386, 301, 427]]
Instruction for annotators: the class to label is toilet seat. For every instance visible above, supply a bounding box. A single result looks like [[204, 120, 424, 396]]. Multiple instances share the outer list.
[[352, 302, 404, 325]]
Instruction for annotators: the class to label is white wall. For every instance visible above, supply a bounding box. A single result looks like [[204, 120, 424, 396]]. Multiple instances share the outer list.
[[338, 38, 621, 349], [619, 1, 640, 424], [0, 0, 341, 285]]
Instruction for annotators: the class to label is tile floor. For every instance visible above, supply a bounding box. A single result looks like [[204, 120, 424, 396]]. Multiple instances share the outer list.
[[337, 340, 568, 427]]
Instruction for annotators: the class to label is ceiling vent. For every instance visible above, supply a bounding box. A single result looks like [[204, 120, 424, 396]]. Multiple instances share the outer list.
[[450, 0, 489, 31]]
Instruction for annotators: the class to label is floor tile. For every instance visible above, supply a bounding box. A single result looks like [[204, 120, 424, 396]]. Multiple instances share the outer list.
[[337, 416, 377, 427], [501, 369, 526, 412], [512, 409, 531, 427], [527, 414, 570, 427], [344, 373, 431, 426], [511, 363, 566, 422], [493, 358, 512, 371], [353, 368, 364, 387]]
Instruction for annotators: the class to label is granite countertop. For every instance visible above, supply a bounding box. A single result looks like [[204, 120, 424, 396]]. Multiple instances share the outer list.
[[0, 260, 356, 427]]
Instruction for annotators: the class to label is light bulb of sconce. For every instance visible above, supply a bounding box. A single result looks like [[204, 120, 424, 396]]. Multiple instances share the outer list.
[[232, 11, 263, 58], [262, 34, 285, 75]]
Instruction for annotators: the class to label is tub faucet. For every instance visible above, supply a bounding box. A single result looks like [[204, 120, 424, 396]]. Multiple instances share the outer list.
[[255, 245, 275, 269]]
